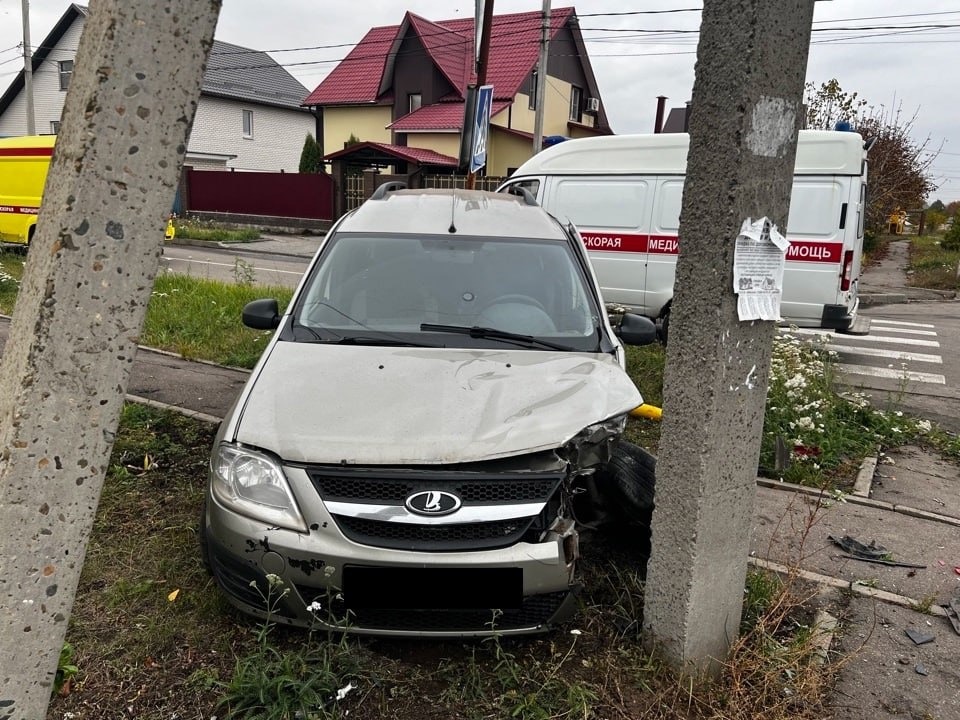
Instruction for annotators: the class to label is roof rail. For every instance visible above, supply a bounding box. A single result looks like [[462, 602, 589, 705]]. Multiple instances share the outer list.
[[503, 184, 538, 207], [370, 181, 407, 201]]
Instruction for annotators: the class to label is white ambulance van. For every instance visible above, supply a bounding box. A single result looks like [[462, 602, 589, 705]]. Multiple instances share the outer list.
[[499, 130, 869, 334]]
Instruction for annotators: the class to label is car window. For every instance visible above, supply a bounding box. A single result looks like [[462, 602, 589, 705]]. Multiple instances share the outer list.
[[294, 233, 602, 349]]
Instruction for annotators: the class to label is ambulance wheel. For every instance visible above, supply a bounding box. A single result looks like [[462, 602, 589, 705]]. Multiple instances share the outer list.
[[656, 308, 670, 344]]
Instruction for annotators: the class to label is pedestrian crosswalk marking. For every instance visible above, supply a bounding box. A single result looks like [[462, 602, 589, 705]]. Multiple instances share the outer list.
[[870, 319, 935, 329], [823, 344, 942, 364], [785, 327, 940, 348], [837, 364, 946, 385], [869, 327, 938, 337]]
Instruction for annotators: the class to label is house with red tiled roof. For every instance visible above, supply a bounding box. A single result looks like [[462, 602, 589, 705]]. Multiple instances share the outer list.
[[303, 6, 610, 178]]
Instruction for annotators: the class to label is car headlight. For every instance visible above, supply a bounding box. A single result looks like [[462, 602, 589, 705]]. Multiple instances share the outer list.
[[211, 444, 307, 532]]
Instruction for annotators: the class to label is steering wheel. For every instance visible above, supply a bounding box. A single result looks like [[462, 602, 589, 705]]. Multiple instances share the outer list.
[[478, 294, 548, 315], [476, 294, 557, 335]]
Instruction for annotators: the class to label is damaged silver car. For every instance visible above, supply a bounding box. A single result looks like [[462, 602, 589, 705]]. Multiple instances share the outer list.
[[201, 186, 657, 636]]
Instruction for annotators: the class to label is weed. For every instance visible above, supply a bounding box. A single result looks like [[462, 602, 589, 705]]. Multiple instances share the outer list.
[[481, 624, 597, 720], [742, 569, 784, 634], [232, 257, 257, 285], [53, 642, 79, 696], [910, 593, 938, 614], [216, 575, 360, 720]]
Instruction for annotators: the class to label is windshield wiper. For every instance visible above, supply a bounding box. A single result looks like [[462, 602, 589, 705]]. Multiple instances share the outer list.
[[420, 323, 578, 351], [334, 335, 439, 348]]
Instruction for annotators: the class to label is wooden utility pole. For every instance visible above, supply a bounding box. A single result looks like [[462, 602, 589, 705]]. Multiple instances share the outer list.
[[531, 0, 550, 155], [642, 0, 816, 673], [465, 0, 495, 190], [21, 0, 35, 135], [0, 0, 220, 715]]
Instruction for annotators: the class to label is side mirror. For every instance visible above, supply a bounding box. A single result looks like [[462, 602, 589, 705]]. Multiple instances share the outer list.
[[616, 313, 657, 346], [242, 298, 280, 330]]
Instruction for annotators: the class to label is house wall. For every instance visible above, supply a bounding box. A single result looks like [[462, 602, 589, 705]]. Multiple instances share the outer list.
[[188, 96, 314, 172], [405, 132, 459, 159], [0, 20, 84, 136], [489, 131, 536, 176], [323, 106, 392, 154], [508, 84, 573, 139]]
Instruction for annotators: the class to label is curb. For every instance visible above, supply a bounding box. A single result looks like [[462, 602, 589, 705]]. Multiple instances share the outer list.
[[860, 287, 957, 305], [165, 236, 317, 260], [748, 557, 949, 617]]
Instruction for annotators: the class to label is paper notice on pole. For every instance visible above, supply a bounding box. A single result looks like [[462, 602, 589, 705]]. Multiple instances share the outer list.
[[733, 217, 789, 321]]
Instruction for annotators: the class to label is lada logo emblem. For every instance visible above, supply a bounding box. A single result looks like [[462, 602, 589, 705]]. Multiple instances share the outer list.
[[405, 490, 461, 516]]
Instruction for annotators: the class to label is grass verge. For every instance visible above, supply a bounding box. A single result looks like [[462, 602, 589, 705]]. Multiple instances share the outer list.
[[908, 234, 960, 290], [142, 273, 292, 367], [172, 216, 261, 243], [0, 248, 25, 315]]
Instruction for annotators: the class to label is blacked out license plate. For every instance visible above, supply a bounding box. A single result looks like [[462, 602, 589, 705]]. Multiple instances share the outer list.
[[343, 566, 522, 609]]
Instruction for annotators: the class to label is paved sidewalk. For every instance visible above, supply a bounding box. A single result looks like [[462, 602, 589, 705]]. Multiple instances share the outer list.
[[859, 238, 958, 305]]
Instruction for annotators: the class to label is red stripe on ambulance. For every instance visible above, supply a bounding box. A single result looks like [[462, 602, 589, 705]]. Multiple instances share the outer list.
[[785, 241, 842, 263], [0, 206, 40, 214], [0, 147, 54, 157], [580, 232, 649, 253]]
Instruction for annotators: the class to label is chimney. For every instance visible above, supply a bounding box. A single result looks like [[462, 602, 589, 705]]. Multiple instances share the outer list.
[[654, 95, 668, 134]]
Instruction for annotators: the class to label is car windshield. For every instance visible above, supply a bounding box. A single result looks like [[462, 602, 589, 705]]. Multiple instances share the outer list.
[[293, 233, 603, 351]]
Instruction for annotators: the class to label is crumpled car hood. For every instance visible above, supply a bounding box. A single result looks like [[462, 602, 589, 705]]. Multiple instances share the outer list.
[[234, 343, 642, 465]]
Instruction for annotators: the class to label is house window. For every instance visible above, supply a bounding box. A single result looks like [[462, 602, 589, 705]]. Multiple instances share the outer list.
[[242, 109, 254, 139], [569, 86, 582, 122], [58, 60, 73, 91], [50, 121, 60, 134], [408, 93, 422, 114], [529, 70, 538, 110]]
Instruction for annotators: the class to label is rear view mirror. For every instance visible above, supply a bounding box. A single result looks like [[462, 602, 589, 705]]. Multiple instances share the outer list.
[[242, 298, 280, 330], [616, 313, 657, 346]]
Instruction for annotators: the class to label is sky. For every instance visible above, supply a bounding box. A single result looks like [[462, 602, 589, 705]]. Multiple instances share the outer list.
[[1, 0, 958, 202]]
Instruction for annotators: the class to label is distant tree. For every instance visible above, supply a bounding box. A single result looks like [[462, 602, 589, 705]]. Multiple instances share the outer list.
[[946, 200, 960, 218], [928, 199, 945, 212], [925, 209, 947, 234], [805, 80, 938, 233], [298, 132, 322, 173], [943, 214, 960, 251], [804, 79, 867, 130]]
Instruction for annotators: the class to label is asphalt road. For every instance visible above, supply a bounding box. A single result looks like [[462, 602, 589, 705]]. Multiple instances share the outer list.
[[161, 243, 309, 289]]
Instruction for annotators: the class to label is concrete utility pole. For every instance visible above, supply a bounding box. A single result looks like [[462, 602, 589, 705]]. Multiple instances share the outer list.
[[531, 0, 550, 154], [21, 0, 35, 135], [642, 0, 815, 672], [0, 0, 220, 716], [465, 0, 494, 191]]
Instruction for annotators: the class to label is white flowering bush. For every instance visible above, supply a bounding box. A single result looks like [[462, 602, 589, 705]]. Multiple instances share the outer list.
[[762, 330, 943, 485]]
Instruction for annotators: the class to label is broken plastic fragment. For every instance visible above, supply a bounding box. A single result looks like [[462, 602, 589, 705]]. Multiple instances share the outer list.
[[904, 628, 935, 645], [336, 682, 355, 701]]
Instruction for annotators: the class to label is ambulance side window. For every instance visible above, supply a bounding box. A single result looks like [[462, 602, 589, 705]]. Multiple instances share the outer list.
[[502, 179, 540, 201], [786, 180, 844, 238], [553, 179, 648, 228]]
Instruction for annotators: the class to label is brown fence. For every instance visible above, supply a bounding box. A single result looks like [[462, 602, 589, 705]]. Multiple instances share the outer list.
[[423, 174, 509, 192], [185, 168, 334, 220]]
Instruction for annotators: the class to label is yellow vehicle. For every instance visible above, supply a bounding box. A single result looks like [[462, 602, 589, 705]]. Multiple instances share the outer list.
[[0, 135, 56, 246]]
